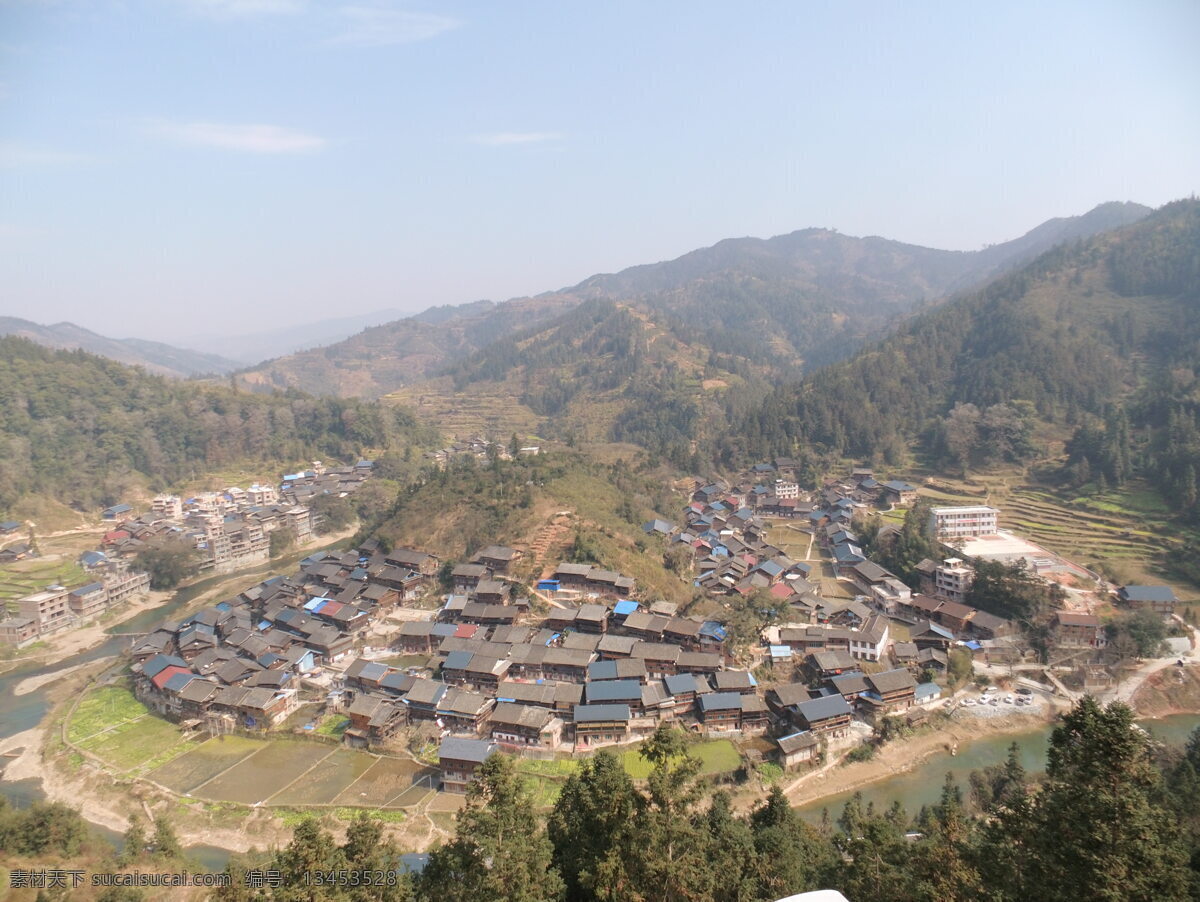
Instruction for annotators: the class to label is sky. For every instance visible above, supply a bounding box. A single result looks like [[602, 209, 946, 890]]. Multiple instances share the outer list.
[[1, 0, 1198, 344]]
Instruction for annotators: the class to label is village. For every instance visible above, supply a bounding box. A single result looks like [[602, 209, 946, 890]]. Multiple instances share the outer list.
[[93, 460, 1184, 800], [0, 459, 376, 647]]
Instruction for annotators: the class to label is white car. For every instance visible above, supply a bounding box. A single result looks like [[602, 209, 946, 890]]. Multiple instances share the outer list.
[[1004, 695, 1014, 704], [963, 698, 976, 706]]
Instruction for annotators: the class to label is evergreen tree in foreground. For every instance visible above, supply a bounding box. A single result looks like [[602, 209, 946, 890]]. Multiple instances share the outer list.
[[419, 754, 563, 902]]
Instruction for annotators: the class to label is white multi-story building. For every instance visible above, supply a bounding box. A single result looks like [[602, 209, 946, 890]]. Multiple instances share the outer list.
[[773, 480, 800, 500], [929, 506, 999, 540], [934, 558, 974, 602]]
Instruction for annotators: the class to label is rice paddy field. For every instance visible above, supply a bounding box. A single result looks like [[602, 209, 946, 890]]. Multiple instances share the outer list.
[[149, 735, 264, 794], [197, 741, 332, 805], [70, 684, 745, 818]]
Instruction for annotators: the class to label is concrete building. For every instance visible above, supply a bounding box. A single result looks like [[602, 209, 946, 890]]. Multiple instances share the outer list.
[[151, 494, 184, 519], [934, 558, 974, 602], [929, 506, 999, 540], [18, 587, 72, 634]]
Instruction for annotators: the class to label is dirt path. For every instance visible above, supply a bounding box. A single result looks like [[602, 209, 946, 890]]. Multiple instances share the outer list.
[[1104, 622, 1200, 706]]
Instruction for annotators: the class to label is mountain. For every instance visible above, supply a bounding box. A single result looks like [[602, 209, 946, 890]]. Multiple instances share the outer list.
[[0, 336, 431, 512], [236, 294, 581, 397], [237, 202, 1151, 400], [184, 307, 411, 365], [0, 317, 240, 378], [725, 199, 1200, 516]]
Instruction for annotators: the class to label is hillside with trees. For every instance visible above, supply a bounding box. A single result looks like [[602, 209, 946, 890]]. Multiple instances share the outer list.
[[724, 199, 1200, 522], [0, 337, 435, 512], [237, 203, 1149, 401], [357, 450, 693, 605]]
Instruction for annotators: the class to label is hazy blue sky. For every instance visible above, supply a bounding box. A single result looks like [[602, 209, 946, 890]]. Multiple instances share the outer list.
[[2, 0, 1198, 343]]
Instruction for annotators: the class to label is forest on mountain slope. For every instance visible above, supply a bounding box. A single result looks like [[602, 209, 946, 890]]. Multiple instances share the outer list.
[[238, 203, 1149, 400], [723, 199, 1200, 521], [0, 337, 435, 511]]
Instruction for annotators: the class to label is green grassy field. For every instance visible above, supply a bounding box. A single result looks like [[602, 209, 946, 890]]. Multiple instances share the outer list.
[[315, 715, 350, 737], [621, 739, 742, 780], [67, 686, 149, 743], [77, 714, 196, 773]]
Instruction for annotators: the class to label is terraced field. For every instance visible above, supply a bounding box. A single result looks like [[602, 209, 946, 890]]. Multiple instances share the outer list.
[[386, 380, 543, 441], [912, 473, 1197, 595], [0, 556, 89, 608]]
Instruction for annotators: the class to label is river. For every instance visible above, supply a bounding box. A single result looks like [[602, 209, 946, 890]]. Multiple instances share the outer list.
[[797, 712, 1200, 822], [0, 551, 346, 870]]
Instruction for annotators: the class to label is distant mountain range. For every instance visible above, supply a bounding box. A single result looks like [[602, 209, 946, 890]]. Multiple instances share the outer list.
[[236, 201, 1152, 399], [0, 317, 241, 378], [183, 307, 413, 364]]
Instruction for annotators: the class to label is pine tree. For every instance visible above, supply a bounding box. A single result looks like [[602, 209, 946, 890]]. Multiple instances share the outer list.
[[274, 818, 348, 901], [622, 726, 714, 902], [150, 815, 181, 860], [705, 792, 758, 902], [907, 775, 983, 902], [1003, 698, 1189, 901], [833, 794, 913, 901], [749, 785, 835, 900], [419, 754, 563, 902], [342, 814, 413, 902], [546, 750, 638, 901], [118, 816, 147, 867]]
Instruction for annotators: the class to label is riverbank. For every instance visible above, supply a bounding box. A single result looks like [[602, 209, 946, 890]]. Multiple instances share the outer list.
[[1132, 663, 1200, 719], [0, 664, 295, 855], [781, 708, 1059, 809], [13, 661, 94, 695]]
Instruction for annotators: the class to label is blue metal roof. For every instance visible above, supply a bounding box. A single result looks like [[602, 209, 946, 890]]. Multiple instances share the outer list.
[[163, 672, 196, 692], [698, 692, 742, 712], [438, 737, 496, 763], [1121, 585, 1178, 602], [796, 694, 852, 721], [613, 600, 639, 616], [573, 704, 631, 722], [915, 682, 942, 700], [587, 660, 618, 681], [584, 680, 642, 703], [142, 654, 188, 679]]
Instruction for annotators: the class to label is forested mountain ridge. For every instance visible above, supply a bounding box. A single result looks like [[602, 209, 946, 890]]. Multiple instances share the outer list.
[[0, 337, 433, 511], [0, 316, 240, 378], [237, 202, 1150, 399], [725, 199, 1200, 518]]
